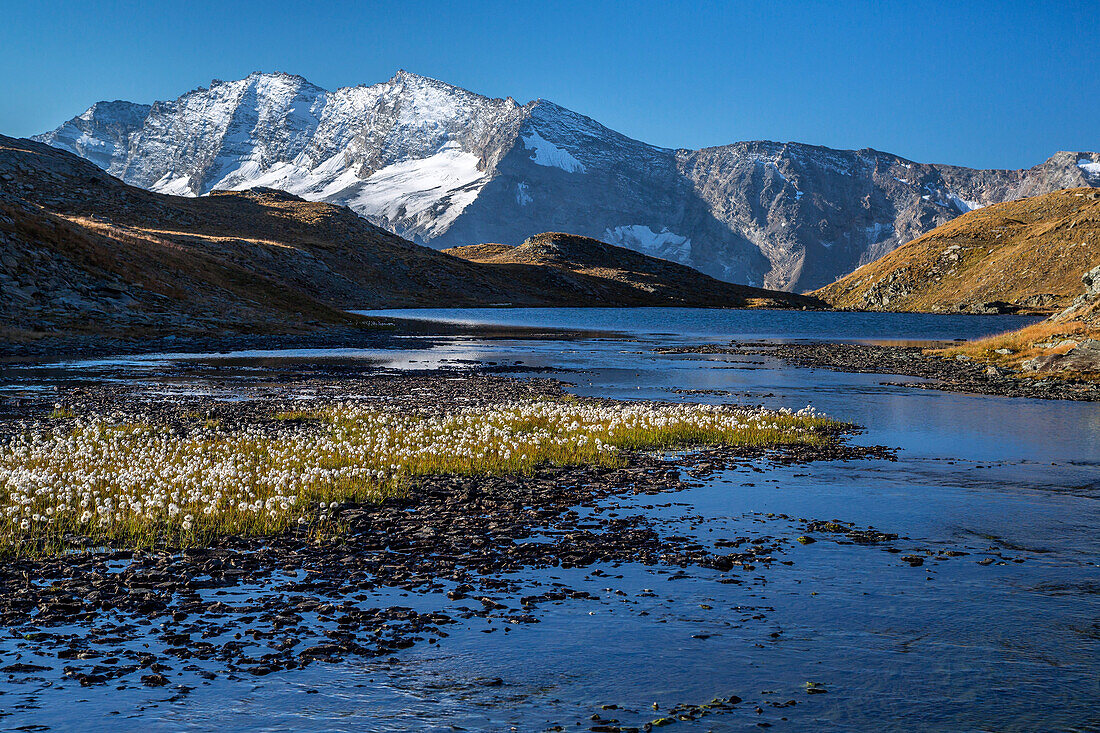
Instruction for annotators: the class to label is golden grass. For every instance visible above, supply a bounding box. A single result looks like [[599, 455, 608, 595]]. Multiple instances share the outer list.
[[0, 400, 838, 558], [814, 188, 1100, 313], [65, 216, 304, 252], [932, 319, 1100, 373]]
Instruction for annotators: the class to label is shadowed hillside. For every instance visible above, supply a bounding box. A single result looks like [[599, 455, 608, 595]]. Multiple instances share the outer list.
[[0, 136, 817, 344], [445, 233, 822, 309]]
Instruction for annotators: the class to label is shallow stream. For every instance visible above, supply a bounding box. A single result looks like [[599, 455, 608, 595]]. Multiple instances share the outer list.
[[1, 309, 1096, 732]]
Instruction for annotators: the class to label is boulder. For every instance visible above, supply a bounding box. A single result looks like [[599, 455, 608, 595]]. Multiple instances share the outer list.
[[1083, 265, 1100, 297], [1022, 339, 1100, 373]]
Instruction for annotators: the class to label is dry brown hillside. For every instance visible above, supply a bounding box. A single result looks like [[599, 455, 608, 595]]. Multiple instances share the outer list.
[[813, 188, 1100, 314], [933, 261, 1100, 376], [444, 233, 822, 310], [0, 136, 818, 344]]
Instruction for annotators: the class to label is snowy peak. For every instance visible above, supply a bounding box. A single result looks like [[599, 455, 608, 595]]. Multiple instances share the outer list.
[[195, 73, 330, 192], [36, 70, 531, 236], [78, 99, 153, 124], [366, 69, 524, 170], [39, 99, 151, 173], [523, 98, 668, 168], [34, 71, 1100, 291]]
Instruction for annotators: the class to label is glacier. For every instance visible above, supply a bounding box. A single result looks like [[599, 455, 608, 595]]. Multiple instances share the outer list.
[[348, 143, 489, 237], [1079, 158, 1100, 181], [522, 131, 586, 173]]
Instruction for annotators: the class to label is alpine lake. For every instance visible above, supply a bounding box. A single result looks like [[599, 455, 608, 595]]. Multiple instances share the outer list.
[[0, 308, 1095, 733]]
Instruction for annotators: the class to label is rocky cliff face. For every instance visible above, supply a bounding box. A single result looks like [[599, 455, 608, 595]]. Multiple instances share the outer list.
[[36, 71, 1100, 291]]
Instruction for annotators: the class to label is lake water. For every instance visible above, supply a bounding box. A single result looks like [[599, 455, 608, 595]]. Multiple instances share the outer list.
[[2, 309, 1096, 732], [353, 307, 1044, 343]]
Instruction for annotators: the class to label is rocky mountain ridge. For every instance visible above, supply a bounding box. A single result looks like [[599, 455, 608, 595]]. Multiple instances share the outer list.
[[37, 71, 1100, 291], [0, 135, 813, 344]]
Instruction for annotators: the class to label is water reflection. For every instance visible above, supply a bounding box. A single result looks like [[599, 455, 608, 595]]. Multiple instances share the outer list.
[[0, 309, 1096, 732], [353, 306, 1043, 342]]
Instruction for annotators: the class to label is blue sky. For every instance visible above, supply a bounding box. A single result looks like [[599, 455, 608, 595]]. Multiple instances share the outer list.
[[2, 0, 1096, 168]]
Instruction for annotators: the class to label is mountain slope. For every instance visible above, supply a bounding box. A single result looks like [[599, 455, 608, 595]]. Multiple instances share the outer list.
[[813, 188, 1100, 314], [37, 72, 1100, 292], [0, 135, 813, 342], [445, 232, 822, 308], [0, 140, 354, 341]]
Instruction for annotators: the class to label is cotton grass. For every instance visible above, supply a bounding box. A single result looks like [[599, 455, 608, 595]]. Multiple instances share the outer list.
[[0, 400, 836, 557]]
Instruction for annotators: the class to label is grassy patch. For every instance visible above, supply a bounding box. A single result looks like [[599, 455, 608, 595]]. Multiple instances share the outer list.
[[932, 319, 1099, 374], [273, 410, 324, 422], [0, 400, 839, 558]]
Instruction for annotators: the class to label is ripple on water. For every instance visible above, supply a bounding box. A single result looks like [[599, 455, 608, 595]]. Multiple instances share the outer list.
[[0, 308, 1096, 732]]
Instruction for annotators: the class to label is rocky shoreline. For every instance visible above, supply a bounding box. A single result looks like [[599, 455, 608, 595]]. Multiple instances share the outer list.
[[0, 315, 626, 361], [658, 342, 1100, 401], [0, 370, 932, 709], [0, 360, 1051, 731]]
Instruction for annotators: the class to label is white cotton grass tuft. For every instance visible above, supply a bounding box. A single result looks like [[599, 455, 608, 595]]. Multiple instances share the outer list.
[[0, 400, 833, 557]]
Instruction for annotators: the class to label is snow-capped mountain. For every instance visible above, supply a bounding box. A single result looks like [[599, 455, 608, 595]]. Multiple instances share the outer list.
[[35, 71, 1100, 291]]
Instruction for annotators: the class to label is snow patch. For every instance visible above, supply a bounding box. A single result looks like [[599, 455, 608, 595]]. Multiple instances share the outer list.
[[949, 196, 984, 213], [603, 225, 691, 263], [522, 131, 586, 173], [74, 132, 109, 149], [515, 181, 532, 206], [151, 172, 197, 197], [1078, 158, 1100, 180], [348, 142, 488, 235], [203, 138, 490, 238], [212, 156, 314, 193]]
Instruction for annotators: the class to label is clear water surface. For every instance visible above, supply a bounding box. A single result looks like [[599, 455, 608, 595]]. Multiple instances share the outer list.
[[1, 309, 1095, 732]]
